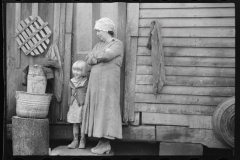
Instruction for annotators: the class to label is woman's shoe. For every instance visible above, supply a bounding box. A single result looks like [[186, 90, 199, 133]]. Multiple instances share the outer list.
[[90, 140, 103, 152], [91, 140, 111, 155], [67, 139, 79, 149], [78, 137, 86, 149]]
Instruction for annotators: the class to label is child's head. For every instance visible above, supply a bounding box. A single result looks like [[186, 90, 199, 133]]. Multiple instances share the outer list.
[[72, 60, 87, 78]]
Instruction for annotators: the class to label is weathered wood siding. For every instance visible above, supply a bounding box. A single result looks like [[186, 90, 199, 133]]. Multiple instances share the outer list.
[[7, 3, 54, 122], [134, 3, 235, 148], [6, 3, 126, 123], [6, 3, 74, 123]]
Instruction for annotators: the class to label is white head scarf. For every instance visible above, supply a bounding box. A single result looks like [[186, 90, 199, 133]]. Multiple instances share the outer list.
[[94, 17, 115, 32]]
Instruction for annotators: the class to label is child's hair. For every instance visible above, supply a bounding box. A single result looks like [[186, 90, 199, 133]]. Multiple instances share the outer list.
[[72, 60, 87, 77]]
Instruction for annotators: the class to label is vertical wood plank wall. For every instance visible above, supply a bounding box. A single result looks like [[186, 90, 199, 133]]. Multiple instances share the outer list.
[[6, 3, 71, 123], [135, 3, 235, 147], [6, 3, 126, 123], [7, 3, 55, 122], [73, 3, 127, 119]]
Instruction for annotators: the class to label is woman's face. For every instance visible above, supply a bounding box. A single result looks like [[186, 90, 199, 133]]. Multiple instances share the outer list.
[[96, 29, 108, 41]]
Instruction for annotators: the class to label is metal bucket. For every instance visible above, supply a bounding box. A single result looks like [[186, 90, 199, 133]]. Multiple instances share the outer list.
[[27, 65, 47, 94], [15, 91, 52, 119]]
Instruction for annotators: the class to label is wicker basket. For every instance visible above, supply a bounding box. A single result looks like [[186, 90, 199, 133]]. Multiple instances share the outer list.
[[15, 91, 52, 119]]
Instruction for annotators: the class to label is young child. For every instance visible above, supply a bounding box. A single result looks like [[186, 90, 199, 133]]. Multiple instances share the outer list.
[[67, 60, 89, 149]]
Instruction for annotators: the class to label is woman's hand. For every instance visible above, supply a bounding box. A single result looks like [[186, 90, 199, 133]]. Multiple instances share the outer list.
[[86, 54, 98, 65], [92, 56, 98, 64]]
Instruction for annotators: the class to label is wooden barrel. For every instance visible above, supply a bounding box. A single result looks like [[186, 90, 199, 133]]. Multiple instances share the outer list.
[[12, 116, 49, 155], [212, 96, 235, 148], [27, 65, 47, 94]]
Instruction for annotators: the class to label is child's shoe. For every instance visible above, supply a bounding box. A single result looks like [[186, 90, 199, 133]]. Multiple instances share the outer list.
[[67, 139, 79, 149], [78, 137, 86, 149]]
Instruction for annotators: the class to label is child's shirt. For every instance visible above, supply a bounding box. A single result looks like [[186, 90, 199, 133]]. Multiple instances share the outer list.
[[68, 76, 88, 107]]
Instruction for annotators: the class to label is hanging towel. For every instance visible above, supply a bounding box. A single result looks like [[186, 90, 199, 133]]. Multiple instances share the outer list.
[[45, 43, 64, 102], [146, 21, 166, 97]]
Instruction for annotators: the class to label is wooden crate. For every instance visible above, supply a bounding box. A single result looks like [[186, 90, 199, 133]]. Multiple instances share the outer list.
[[15, 16, 52, 56]]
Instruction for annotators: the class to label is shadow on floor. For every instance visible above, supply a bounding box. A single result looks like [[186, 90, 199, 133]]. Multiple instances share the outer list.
[[50, 139, 159, 155], [6, 139, 234, 156]]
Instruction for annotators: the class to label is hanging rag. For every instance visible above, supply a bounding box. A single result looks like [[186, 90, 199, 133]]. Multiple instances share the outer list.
[[22, 43, 64, 102], [45, 43, 64, 102], [22, 58, 60, 93], [146, 20, 166, 97]]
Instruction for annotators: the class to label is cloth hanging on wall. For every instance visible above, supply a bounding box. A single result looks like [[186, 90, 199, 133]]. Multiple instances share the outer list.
[[22, 43, 63, 102], [146, 20, 166, 97], [45, 43, 64, 102], [22, 58, 61, 101]]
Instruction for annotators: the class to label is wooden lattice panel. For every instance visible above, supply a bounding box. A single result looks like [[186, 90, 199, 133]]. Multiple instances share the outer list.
[[15, 16, 52, 56]]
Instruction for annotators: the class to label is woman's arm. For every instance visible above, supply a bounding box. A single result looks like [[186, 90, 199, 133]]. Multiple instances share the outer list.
[[86, 54, 97, 65], [85, 44, 99, 65], [95, 41, 123, 62]]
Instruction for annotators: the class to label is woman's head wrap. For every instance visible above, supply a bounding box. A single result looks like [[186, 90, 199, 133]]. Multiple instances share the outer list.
[[94, 17, 115, 32]]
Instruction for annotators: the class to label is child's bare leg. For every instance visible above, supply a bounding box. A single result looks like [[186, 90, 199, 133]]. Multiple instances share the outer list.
[[79, 124, 86, 148], [67, 123, 80, 149]]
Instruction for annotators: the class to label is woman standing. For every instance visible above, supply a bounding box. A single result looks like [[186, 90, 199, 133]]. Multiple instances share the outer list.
[[81, 17, 123, 155]]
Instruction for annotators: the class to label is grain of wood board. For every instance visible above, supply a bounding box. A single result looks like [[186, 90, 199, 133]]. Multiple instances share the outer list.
[[135, 93, 228, 106], [139, 18, 235, 27], [156, 126, 229, 149], [49, 125, 155, 142], [73, 3, 92, 53], [58, 3, 66, 59], [76, 54, 88, 61], [137, 66, 235, 77], [137, 47, 235, 58], [20, 2, 33, 74], [38, 3, 54, 56], [139, 8, 235, 18], [122, 125, 155, 141], [126, 3, 139, 36], [142, 112, 213, 129], [8, 3, 21, 68], [65, 3, 73, 33], [159, 142, 203, 155], [53, 3, 60, 44], [124, 3, 139, 122], [135, 103, 216, 116], [138, 37, 235, 48], [7, 124, 155, 142], [138, 27, 235, 38], [130, 112, 140, 126], [124, 37, 138, 122], [140, 3, 235, 9], [136, 75, 235, 87], [61, 34, 72, 121], [137, 56, 235, 68], [135, 85, 235, 97]]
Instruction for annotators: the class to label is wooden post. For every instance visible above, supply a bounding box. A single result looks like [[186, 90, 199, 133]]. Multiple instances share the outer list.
[[124, 3, 139, 123], [14, 3, 21, 68], [61, 3, 73, 121], [12, 116, 49, 155]]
